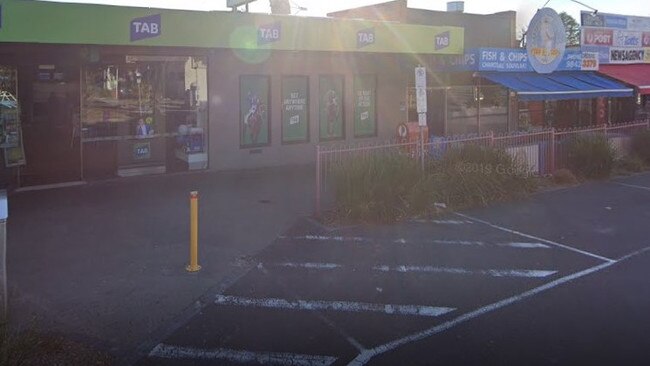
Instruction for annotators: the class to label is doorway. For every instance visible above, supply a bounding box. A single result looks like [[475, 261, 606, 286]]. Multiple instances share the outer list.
[[19, 64, 82, 186]]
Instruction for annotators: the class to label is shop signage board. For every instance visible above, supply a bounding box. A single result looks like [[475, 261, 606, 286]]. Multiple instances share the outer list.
[[133, 141, 151, 160], [526, 8, 567, 74], [581, 11, 650, 64], [240, 75, 270, 148], [281, 76, 309, 144], [0, 0, 464, 55], [415, 66, 427, 114], [318, 75, 344, 141], [353, 75, 377, 138], [130, 14, 161, 42], [431, 48, 597, 73]]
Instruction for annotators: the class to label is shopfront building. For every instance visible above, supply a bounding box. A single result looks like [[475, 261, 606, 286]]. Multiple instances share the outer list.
[[581, 11, 650, 121], [0, 0, 464, 187]]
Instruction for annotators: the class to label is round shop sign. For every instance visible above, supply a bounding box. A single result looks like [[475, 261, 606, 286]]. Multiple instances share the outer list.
[[526, 8, 567, 74]]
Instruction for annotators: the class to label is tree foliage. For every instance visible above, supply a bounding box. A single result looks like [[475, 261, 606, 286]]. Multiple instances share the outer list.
[[560, 12, 581, 47]]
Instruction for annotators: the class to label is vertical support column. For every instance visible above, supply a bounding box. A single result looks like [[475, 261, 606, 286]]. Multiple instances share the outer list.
[[186, 191, 201, 273]]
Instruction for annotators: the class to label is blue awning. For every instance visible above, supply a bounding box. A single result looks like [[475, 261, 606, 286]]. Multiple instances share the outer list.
[[481, 72, 634, 101]]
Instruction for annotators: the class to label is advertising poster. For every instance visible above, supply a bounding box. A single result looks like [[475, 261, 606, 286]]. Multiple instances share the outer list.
[[319, 75, 344, 141], [240, 75, 270, 147], [581, 11, 650, 64], [281, 76, 309, 144], [353, 74, 376, 137]]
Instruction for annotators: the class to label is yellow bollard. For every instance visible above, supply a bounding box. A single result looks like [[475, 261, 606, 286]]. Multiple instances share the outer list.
[[186, 191, 201, 272]]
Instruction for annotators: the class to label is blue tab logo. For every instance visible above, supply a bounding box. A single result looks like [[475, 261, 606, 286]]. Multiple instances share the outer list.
[[435, 31, 450, 50], [357, 28, 375, 49], [258, 22, 281, 45], [130, 14, 161, 42]]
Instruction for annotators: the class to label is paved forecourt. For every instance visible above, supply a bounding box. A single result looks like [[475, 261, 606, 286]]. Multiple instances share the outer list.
[[139, 173, 650, 366]]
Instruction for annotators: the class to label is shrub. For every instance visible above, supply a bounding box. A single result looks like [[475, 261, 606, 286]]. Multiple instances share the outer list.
[[330, 153, 427, 223], [566, 134, 615, 179], [631, 130, 650, 164], [614, 155, 645, 174], [552, 168, 578, 185], [432, 145, 537, 209]]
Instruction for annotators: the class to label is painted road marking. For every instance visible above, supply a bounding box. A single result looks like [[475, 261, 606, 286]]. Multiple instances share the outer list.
[[411, 219, 473, 225], [347, 246, 650, 366], [455, 213, 616, 263], [149, 343, 337, 366], [614, 182, 650, 192], [279, 235, 371, 242], [268, 262, 557, 278], [215, 295, 455, 317], [280, 236, 549, 250], [373, 265, 557, 278], [499, 242, 551, 249]]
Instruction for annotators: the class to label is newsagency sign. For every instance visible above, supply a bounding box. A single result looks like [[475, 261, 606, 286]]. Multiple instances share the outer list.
[[581, 11, 650, 64]]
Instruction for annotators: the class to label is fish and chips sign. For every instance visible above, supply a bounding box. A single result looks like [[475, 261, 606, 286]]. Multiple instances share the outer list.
[[526, 8, 567, 74]]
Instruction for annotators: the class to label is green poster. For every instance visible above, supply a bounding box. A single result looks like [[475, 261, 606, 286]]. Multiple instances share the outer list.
[[240, 75, 270, 147], [319, 75, 344, 141], [281, 76, 309, 143], [354, 75, 377, 137]]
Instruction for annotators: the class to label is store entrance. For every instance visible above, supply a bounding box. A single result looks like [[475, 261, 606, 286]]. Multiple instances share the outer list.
[[19, 64, 81, 186]]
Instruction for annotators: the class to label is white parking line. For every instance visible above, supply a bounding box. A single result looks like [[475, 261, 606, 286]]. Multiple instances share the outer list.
[[269, 262, 557, 279], [149, 343, 337, 366], [281, 236, 549, 250], [499, 242, 551, 249], [454, 213, 616, 263], [215, 295, 455, 317], [279, 235, 371, 242], [373, 265, 557, 278], [615, 182, 650, 191], [411, 219, 473, 225], [347, 246, 650, 366]]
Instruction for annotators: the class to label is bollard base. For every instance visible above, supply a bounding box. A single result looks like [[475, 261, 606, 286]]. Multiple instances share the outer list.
[[186, 264, 202, 273]]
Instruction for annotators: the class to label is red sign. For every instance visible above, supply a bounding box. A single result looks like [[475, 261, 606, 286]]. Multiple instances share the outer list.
[[643, 32, 650, 47], [583, 28, 614, 46]]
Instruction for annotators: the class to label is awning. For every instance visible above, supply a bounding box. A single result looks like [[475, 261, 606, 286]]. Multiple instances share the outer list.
[[599, 65, 650, 95], [481, 72, 634, 101]]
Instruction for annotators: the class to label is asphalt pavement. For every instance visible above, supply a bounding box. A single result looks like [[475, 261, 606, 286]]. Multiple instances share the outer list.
[[137, 172, 650, 366]]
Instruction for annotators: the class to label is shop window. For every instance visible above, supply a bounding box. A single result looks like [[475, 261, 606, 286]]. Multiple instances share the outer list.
[[479, 85, 508, 133], [81, 56, 208, 177], [518, 100, 555, 130], [446, 86, 478, 136]]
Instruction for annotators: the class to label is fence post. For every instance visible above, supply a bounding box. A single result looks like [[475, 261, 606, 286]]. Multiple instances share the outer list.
[[315, 145, 322, 218], [489, 131, 495, 147], [549, 128, 556, 175]]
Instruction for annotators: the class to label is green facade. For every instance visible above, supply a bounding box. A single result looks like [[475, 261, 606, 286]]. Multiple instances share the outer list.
[[0, 0, 464, 54]]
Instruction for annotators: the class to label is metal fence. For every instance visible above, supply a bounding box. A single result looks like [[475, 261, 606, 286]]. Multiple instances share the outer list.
[[315, 120, 650, 215]]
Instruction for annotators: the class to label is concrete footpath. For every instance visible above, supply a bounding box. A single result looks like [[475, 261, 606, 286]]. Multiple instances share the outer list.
[[5, 165, 315, 362]]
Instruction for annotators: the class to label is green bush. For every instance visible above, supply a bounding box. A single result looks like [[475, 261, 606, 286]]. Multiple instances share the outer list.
[[552, 168, 579, 185], [614, 155, 645, 174], [329, 145, 538, 224], [330, 153, 428, 223], [566, 134, 615, 179], [432, 145, 537, 208], [631, 130, 650, 164]]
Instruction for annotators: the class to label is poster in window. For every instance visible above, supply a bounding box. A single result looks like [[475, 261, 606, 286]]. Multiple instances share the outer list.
[[240, 75, 270, 148], [319, 75, 344, 141], [354, 74, 377, 137], [281, 76, 309, 144]]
